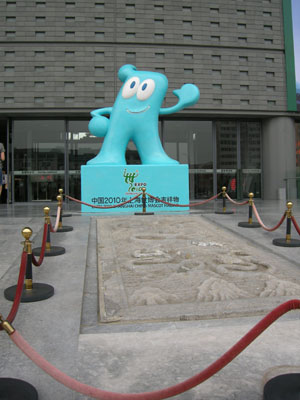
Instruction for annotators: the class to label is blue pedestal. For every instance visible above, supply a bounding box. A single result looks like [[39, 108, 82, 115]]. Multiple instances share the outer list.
[[81, 164, 189, 213]]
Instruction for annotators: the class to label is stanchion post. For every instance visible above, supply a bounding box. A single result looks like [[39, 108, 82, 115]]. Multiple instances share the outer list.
[[142, 187, 146, 213], [56, 194, 73, 232], [57, 188, 72, 217], [44, 207, 51, 252], [215, 186, 233, 215], [134, 187, 154, 216], [248, 192, 254, 225], [286, 201, 292, 243], [273, 201, 300, 247], [57, 195, 63, 229], [222, 186, 226, 213], [23, 228, 33, 291], [32, 207, 66, 257], [4, 227, 55, 302], [238, 192, 260, 228]]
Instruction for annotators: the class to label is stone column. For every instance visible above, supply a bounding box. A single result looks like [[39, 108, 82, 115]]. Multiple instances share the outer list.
[[262, 117, 296, 200]]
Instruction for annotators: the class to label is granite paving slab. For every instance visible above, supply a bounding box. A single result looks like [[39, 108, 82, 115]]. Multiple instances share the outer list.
[[97, 215, 300, 323]]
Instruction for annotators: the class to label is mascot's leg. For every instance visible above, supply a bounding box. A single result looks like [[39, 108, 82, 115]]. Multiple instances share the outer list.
[[133, 127, 179, 165], [87, 128, 129, 165]]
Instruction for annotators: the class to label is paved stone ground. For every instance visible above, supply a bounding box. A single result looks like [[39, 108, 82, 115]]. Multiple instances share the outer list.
[[97, 215, 300, 324], [0, 201, 300, 399]]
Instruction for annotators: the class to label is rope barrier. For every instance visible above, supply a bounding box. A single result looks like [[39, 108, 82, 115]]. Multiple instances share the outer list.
[[0, 299, 299, 399], [291, 216, 300, 235], [0, 251, 27, 331], [225, 193, 249, 206], [32, 223, 48, 267], [65, 191, 221, 209], [32, 207, 65, 257], [50, 205, 61, 233], [65, 193, 142, 209], [146, 192, 221, 207], [252, 204, 286, 232]]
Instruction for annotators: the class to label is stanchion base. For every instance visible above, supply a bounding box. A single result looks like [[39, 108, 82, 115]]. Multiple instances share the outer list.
[[4, 283, 54, 302], [238, 222, 261, 228], [263, 373, 300, 399], [62, 213, 72, 218], [0, 378, 38, 399], [134, 212, 155, 216], [32, 246, 65, 256], [51, 213, 72, 218], [56, 226, 73, 232], [272, 238, 300, 247], [215, 211, 234, 215]]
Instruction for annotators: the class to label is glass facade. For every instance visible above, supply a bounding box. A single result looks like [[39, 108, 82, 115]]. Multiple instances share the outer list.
[[67, 120, 103, 200], [216, 121, 238, 198], [13, 120, 65, 202], [240, 121, 262, 198], [296, 122, 300, 197], [9, 118, 262, 202]]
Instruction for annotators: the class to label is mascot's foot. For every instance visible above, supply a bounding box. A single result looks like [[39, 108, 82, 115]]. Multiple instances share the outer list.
[[87, 155, 126, 165], [143, 158, 179, 165]]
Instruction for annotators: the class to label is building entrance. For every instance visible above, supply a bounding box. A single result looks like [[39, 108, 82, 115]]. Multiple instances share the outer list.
[[163, 120, 261, 200], [11, 118, 262, 202]]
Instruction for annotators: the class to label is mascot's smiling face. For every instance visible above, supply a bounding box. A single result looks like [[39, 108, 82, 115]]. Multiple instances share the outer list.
[[114, 64, 169, 117]]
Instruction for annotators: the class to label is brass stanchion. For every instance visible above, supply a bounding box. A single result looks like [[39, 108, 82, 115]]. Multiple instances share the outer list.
[[33, 207, 65, 256], [52, 188, 72, 217], [238, 192, 260, 228], [134, 188, 154, 216], [56, 195, 73, 232], [273, 201, 300, 247], [4, 228, 54, 302], [215, 186, 234, 214]]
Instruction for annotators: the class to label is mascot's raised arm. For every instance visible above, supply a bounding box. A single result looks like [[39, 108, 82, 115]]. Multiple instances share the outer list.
[[88, 64, 200, 165]]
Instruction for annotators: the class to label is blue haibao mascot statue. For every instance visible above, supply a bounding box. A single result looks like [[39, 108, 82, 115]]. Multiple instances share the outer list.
[[88, 64, 200, 165]]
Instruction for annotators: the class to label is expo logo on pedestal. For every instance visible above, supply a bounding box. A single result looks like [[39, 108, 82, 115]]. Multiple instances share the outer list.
[[123, 168, 146, 194]]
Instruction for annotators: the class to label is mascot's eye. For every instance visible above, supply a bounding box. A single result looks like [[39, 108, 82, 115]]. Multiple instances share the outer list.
[[137, 79, 155, 100], [122, 77, 140, 99]]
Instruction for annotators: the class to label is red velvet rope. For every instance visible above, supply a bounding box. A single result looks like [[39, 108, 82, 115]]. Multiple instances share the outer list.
[[252, 204, 286, 232], [291, 216, 300, 235], [0, 251, 28, 331], [145, 192, 221, 207], [7, 299, 300, 399], [65, 193, 142, 209], [225, 193, 249, 206], [32, 223, 48, 267]]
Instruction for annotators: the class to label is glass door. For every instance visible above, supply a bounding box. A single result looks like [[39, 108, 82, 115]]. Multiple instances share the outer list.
[[216, 121, 238, 198], [67, 120, 103, 199], [13, 120, 65, 202], [163, 120, 213, 199], [240, 121, 262, 198], [0, 119, 8, 204]]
